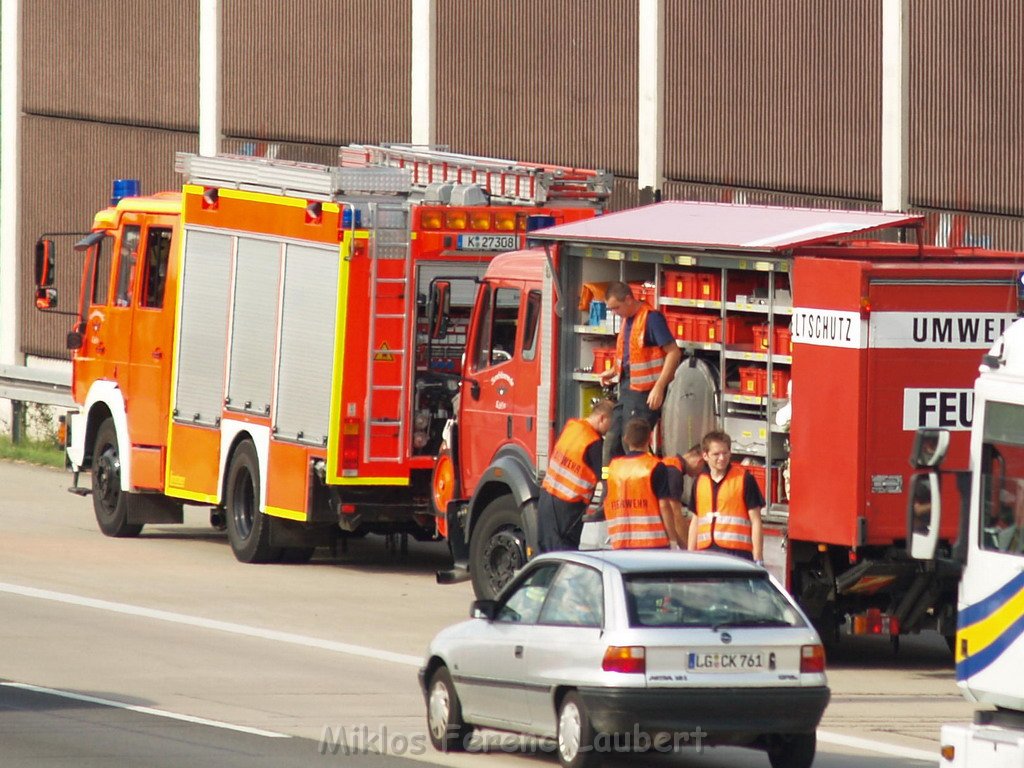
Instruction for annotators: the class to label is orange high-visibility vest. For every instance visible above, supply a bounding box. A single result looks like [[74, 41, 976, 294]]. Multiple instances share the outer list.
[[606, 453, 669, 549], [541, 419, 601, 503], [615, 306, 667, 392], [662, 454, 683, 473], [693, 465, 753, 552]]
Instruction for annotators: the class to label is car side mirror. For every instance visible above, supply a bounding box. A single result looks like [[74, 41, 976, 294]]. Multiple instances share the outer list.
[[470, 599, 497, 620], [910, 428, 950, 468], [428, 280, 451, 340], [907, 472, 941, 560]]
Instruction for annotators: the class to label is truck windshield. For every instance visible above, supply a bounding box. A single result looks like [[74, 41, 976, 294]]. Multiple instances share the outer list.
[[980, 401, 1024, 556]]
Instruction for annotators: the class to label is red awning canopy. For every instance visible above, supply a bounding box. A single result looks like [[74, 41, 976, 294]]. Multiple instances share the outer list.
[[531, 201, 924, 253]]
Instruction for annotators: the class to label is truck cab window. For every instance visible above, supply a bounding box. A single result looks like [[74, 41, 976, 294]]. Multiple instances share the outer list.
[[522, 290, 541, 361], [472, 286, 521, 369], [115, 225, 141, 307], [90, 236, 112, 305], [980, 402, 1024, 556], [140, 227, 172, 308]]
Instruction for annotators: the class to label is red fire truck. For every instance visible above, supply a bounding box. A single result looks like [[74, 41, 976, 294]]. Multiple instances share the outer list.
[[431, 201, 1024, 645], [33, 146, 609, 563]]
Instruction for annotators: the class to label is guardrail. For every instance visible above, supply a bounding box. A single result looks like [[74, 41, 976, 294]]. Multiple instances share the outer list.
[[0, 364, 75, 409]]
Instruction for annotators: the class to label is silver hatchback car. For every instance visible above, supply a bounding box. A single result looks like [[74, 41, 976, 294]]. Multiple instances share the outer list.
[[420, 549, 829, 768]]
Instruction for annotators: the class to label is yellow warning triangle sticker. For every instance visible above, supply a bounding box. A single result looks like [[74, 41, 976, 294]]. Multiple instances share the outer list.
[[374, 341, 395, 362]]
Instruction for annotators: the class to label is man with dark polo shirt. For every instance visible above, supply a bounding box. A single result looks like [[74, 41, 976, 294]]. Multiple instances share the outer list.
[[599, 281, 682, 462], [605, 418, 685, 550], [687, 430, 765, 562]]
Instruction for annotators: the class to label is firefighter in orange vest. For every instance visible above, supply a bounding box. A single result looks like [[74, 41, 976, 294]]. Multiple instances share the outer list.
[[535, 400, 615, 553], [599, 281, 682, 461], [687, 430, 765, 562], [605, 418, 686, 550], [661, 449, 702, 547]]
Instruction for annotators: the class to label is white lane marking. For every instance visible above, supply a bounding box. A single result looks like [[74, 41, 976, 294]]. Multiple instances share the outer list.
[[0, 582, 422, 667], [0, 682, 290, 739], [0, 581, 944, 762], [818, 730, 936, 762]]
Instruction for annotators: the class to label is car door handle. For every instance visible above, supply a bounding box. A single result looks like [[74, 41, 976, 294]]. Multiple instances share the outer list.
[[96, 343, 106, 355], [514, 645, 523, 659], [507, 416, 513, 439], [467, 378, 480, 400], [152, 348, 163, 360]]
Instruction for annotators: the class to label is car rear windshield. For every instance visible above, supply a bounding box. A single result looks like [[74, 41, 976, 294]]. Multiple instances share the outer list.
[[623, 572, 806, 629]]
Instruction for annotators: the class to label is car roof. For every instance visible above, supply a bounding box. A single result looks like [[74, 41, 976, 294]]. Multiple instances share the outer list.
[[533, 549, 765, 575]]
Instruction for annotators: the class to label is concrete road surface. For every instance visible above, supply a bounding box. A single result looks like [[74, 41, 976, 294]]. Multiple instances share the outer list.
[[0, 460, 969, 766]]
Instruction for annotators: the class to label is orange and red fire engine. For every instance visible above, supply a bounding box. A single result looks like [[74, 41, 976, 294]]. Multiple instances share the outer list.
[[431, 201, 1024, 645], [33, 146, 609, 563]]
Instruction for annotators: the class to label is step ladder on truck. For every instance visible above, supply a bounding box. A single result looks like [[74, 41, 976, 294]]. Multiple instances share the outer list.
[[31, 144, 611, 564]]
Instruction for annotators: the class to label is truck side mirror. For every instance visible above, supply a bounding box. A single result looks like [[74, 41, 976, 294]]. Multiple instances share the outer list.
[[35, 239, 55, 287], [429, 280, 451, 339], [907, 472, 941, 559], [910, 428, 950, 468]]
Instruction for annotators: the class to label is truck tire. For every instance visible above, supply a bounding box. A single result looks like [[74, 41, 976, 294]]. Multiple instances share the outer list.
[[767, 732, 816, 768], [92, 418, 143, 538], [225, 440, 281, 564], [469, 497, 527, 600]]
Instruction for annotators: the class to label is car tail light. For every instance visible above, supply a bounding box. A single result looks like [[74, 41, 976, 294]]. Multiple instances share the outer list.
[[602, 646, 645, 674], [800, 644, 825, 674]]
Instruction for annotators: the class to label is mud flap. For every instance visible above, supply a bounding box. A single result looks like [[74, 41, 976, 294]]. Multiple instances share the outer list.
[[125, 494, 184, 525], [437, 502, 471, 584]]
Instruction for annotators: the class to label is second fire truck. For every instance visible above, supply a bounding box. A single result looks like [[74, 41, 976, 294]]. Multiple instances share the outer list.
[[431, 201, 1024, 648]]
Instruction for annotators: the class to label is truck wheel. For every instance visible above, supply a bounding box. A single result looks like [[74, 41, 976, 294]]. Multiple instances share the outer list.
[[92, 418, 142, 538], [767, 732, 816, 768], [556, 691, 597, 768], [225, 440, 281, 563], [426, 666, 472, 752], [469, 497, 527, 600]]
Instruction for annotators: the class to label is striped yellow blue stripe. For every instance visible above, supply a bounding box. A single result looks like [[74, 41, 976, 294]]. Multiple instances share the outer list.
[[955, 571, 1024, 681]]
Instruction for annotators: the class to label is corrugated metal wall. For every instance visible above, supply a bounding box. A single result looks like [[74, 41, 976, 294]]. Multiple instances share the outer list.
[[19, 118, 199, 358], [910, 0, 1023, 216], [19, 1, 200, 358], [222, 0, 411, 145], [22, 0, 199, 129], [665, 0, 881, 200], [436, 0, 637, 176]]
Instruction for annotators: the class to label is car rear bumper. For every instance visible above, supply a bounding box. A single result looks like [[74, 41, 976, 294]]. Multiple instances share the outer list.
[[577, 686, 830, 742]]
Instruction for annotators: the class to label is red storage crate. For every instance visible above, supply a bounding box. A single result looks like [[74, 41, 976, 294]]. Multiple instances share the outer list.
[[592, 347, 617, 374], [739, 366, 761, 395], [752, 323, 771, 353], [664, 310, 696, 341], [694, 315, 720, 343], [662, 270, 696, 299], [774, 326, 792, 355], [757, 368, 791, 398], [628, 281, 656, 308], [746, 465, 766, 497], [694, 272, 721, 301]]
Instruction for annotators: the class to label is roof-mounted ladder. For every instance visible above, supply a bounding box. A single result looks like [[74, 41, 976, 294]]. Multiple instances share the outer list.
[[339, 144, 613, 209], [175, 152, 412, 201]]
